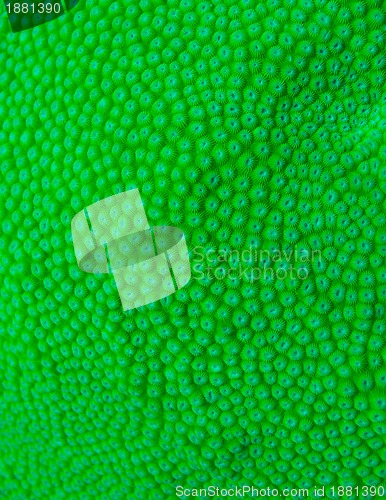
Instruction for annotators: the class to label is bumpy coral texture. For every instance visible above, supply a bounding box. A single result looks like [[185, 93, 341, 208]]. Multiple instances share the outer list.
[[0, 0, 386, 498]]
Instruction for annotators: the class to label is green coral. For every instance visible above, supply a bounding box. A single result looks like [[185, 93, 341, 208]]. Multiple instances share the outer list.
[[0, 0, 386, 498]]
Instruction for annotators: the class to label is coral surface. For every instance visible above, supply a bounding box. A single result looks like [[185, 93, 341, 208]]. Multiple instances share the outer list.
[[0, 0, 385, 498]]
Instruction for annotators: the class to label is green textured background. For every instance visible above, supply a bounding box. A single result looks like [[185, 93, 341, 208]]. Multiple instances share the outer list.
[[0, 0, 385, 498]]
